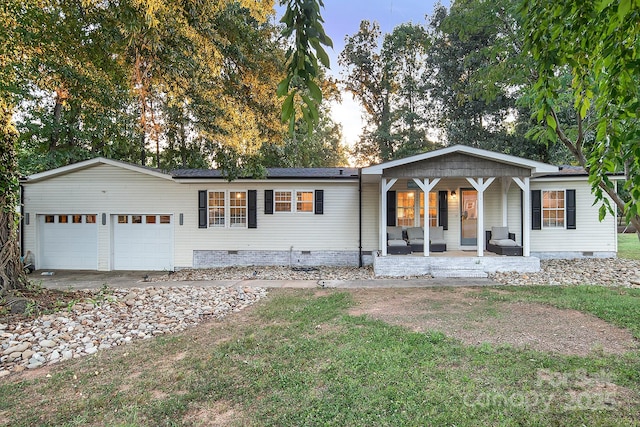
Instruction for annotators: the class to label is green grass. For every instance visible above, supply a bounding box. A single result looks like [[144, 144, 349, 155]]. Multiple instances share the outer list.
[[618, 233, 640, 259], [1, 289, 639, 426]]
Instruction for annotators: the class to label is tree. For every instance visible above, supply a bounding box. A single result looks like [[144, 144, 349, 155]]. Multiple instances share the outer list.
[[259, 104, 348, 167], [522, 0, 640, 236], [0, 0, 35, 292], [340, 21, 439, 164], [424, 0, 571, 163]]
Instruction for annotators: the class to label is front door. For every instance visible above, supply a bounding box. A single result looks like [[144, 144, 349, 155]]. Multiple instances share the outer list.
[[460, 189, 477, 246]]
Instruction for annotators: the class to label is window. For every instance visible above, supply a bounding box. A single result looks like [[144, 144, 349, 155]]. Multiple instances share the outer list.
[[58, 215, 68, 223], [132, 215, 142, 224], [275, 191, 292, 212], [229, 191, 247, 227], [160, 215, 171, 224], [543, 190, 565, 228], [397, 192, 415, 226], [45, 215, 55, 223], [146, 215, 156, 224], [418, 192, 438, 227], [72, 214, 82, 224], [118, 215, 128, 224], [296, 191, 314, 212], [86, 215, 96, 224], [208, 191, 225, 227]]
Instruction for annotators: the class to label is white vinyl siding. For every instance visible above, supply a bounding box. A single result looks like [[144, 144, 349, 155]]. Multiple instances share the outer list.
[[530, 179, 616, 253], [22, 163, 361, 270]]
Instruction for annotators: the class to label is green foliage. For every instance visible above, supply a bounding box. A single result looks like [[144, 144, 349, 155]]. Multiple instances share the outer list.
[[10, 0, 289, 174], [279, 0, 333, 133], [521, 0, 640, 228], [425, 0, 570, 164]]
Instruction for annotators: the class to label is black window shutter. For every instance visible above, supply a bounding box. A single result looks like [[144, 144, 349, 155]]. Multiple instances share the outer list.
[[531, 190, 541, 230], [314, 190, 324, 214], [248, 190, 257, 228], [566, 189, 576, 229], [264, 190, 273, 214], [198, 190, 207, 228], [386, 190, 396, 226], [438, 190, 448, 230]]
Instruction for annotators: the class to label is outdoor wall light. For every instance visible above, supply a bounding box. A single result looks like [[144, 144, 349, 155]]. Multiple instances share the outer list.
[[451, 190, 457, 199]]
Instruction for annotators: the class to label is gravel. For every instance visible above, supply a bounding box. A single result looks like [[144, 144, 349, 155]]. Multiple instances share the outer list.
[[0, 286, 266, 377], [151, 265, 376, 282], [151, 259, 640, 288], [490, 258, 640, 287]]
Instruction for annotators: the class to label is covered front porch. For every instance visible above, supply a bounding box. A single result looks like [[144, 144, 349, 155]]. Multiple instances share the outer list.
[[361, 146, 558, 275]]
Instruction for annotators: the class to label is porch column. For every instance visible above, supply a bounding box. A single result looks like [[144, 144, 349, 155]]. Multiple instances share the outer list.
[[380, 178, 397, 256], [501, 177, 511, 227], [466, 177, 496, 257], [412, 178, 440, 257], [512, 177, 531, 256]]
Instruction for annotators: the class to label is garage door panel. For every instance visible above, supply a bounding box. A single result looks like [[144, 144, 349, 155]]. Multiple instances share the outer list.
[[39, 215, 98, 270], [112, 215, 173, 271]]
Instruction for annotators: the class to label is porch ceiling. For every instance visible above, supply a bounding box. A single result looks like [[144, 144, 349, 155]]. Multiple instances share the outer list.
[[382, 152, 531, 178]]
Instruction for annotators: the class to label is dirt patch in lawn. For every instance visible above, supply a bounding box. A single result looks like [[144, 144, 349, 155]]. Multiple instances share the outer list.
[[348, 287, 638, 356]]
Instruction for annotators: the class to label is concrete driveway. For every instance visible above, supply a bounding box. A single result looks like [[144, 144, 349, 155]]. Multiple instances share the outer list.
[[32, 270, 170, 290]]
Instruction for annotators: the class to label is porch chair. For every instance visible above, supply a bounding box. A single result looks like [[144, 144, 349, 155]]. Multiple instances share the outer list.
[[387, 226, 411, 255], [485, 226, 523, 256], [429, 226, 447, 252], [406, 227, 424, 252]]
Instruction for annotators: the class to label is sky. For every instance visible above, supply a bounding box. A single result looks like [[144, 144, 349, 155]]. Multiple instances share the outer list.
[[277, 0, 450, 150]]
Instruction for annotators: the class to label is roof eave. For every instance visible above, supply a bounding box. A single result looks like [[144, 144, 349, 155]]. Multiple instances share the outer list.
[[24, 157, 173, 183]]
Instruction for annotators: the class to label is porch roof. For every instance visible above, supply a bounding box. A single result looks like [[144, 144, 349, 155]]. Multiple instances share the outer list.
[[361, 145, 558, 179]]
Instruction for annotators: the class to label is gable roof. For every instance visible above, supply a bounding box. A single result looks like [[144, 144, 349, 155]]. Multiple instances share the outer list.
[[171, 167, 359, 180], [361, 145, 559, 177], [22, 157, 174, 183]]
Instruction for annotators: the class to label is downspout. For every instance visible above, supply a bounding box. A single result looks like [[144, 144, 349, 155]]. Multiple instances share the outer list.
[[19, 183, 24, 258], [358, 168, 363, 268]]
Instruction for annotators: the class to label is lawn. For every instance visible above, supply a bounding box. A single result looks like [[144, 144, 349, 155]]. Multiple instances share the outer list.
[[1, 287, 639, 426], [618, 233, 640, 260]]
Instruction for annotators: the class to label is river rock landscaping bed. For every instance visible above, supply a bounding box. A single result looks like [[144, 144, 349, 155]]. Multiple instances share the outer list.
[[490, 258, 640, 287], [151, 265, 376, 281], [0, 286, 266, 377]]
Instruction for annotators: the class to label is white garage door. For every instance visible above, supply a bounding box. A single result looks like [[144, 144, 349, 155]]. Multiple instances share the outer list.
[[38, 214, 98, 270], [112, 214, 173, 271]]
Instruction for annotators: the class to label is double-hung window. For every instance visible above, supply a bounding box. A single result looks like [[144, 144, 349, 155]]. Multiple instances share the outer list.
[[296, 191, 314, 212], [208, 191, 247, 228], [542, 190, 565, 228], [275, 191, 292, 212], [397, 191, 415, 227], [208, 191, 225, 227], [229, 191, 247, 227], [398, 191, 437, 227]]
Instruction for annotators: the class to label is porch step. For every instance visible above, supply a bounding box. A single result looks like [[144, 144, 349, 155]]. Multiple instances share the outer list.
[[430, 268, 488, 278]]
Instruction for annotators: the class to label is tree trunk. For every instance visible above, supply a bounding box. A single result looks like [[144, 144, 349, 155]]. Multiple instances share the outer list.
[[0, 99, 28, 294], [49, 87, 69, 150]]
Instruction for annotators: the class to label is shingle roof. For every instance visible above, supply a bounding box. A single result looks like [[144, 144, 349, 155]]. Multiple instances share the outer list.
[[171, 167, 360, 180]]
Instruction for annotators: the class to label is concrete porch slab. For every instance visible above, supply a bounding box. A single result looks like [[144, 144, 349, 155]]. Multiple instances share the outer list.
[[373, 254, 540, 277]]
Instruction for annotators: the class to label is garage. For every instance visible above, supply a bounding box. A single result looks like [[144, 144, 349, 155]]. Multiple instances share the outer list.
[[38, 214, 98, 270], [111, 214, 174, 271]]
